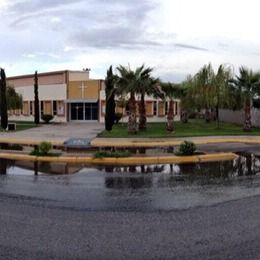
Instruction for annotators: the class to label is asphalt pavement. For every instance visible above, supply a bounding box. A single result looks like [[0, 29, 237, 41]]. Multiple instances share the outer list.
[[1, 165, 260, 259]]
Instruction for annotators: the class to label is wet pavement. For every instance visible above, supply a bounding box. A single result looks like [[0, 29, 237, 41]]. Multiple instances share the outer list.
[[1, 160, 260, 211], [1, 157, 260, 259]]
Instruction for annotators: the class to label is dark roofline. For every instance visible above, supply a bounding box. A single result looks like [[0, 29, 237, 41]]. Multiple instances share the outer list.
[[7, 70, 89, 80]]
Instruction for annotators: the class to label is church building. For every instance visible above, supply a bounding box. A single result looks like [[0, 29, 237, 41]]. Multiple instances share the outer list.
[[7, 70, 180, 123]]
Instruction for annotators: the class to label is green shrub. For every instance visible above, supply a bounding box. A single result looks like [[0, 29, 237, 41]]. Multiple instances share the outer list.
[[177, 141, 196, 156], [94, 150, 130, 158], [114, 113, 123, 124], [41, 114, 54, 124], [39, 141, 52, 155], [30, 141, 52, 156]]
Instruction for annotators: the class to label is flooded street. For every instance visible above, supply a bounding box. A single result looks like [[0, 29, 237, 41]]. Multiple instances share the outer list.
[[1, 156, 260, 259], [1, 156, 260, 211]]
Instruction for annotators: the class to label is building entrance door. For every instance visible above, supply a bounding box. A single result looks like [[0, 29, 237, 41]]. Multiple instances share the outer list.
[[70, 102, 98, 121]]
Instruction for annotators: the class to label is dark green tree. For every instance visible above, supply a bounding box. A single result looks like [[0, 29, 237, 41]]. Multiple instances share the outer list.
[[0, 68, 8, 129], [7, 86, 23, 110], [105, 66, 116, 131], [34, 71, 40, 124]]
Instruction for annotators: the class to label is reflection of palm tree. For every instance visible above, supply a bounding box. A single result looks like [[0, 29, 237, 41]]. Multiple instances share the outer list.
[[0, 159, 7, 175]]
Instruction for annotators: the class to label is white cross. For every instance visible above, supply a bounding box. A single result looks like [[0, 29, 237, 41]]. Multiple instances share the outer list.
[[79, 82, 88, 98]]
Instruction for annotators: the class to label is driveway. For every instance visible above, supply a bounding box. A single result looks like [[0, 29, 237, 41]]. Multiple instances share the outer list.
[[0, 122, 104, 143]]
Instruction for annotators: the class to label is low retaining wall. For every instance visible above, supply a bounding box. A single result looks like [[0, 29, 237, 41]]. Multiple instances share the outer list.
[[0, 152, 238, 165]]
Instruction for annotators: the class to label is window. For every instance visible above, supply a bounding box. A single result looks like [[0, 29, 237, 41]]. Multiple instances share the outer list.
[[153, 101, 157, 116], [40, 101, 44, 116], [30, 101, 33, 115], [165, 102, 168, 115], [53, 101, 57, 116]]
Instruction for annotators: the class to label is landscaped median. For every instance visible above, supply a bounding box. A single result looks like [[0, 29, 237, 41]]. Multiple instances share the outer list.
[[0, 152, 238, 165], [91, 137, 260, 148]]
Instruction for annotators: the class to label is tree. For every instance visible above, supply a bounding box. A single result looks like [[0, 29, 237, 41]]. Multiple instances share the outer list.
[[105, 65, 116, 131], [0, 68, 8, 129], [229, 67, 260, 131], [116, 64, 160, 133], [192, 63, 215, 122], [6, 86, 23, 110], [213, 64, 233, 128], [160, 82, 179, 132], [34, 71, 40, 124], [136, 66, 160, 130], [116, 65, 143, 134]]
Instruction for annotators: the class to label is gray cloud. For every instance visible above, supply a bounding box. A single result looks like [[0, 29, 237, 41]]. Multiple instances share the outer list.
[[8, 0, 83, 14], [174, 43, 208, 52]]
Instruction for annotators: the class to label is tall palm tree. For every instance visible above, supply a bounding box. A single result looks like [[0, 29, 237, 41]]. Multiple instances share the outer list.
[[136, 68, 160, 130], [116, 65, 142, 134], [161, 82, 179, 132], [229, 67, 260, 131], [116, 64, 159, 133]]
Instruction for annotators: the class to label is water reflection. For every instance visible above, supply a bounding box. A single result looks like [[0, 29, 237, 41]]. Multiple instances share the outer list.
[[105, 176, 152, 189], [0, 153, 259, 180], [0, 159, 14, 175]]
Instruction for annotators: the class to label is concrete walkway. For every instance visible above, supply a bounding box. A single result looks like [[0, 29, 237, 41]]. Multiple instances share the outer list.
[[0, 123, 104, 145]]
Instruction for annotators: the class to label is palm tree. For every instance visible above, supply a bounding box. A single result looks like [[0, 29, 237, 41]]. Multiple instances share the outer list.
[[136, 68, 160, 130], [116, 64, 159, 133], [116, 65, 141, 134], [161, 82, 179, 132], [229, 67, 260, 131]]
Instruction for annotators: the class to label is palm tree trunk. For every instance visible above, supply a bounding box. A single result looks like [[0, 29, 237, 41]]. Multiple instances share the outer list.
[[243, 99, 252, 131], [138, 93, 146, 130], [166, 100, 174, 132], [128, 92, 137, 134]]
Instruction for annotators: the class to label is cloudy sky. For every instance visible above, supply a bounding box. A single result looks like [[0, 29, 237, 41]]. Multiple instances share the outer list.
[[1, 0, 260, 81]]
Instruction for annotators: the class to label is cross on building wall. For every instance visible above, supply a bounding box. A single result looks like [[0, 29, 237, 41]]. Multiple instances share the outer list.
[[79, 82, 88, 98]]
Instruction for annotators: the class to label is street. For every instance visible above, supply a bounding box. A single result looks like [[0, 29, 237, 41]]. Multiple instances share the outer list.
[[0, 165, 260, 259]]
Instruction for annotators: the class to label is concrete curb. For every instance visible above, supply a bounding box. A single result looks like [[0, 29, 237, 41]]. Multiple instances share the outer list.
[[0, 152, 238, 165], [91, 137, 260, 148]]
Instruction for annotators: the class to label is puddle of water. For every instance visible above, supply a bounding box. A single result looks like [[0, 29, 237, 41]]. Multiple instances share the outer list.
[[0, 152, 260, 180], [1, 153, 260, 211]]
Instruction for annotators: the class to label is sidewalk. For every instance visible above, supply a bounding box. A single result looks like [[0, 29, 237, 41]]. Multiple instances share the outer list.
[[0, 123, 104, 145]]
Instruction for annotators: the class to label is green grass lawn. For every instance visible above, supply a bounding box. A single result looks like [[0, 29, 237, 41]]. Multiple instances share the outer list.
[[0, 121, 37, 132], [98, 119, 260, 138]]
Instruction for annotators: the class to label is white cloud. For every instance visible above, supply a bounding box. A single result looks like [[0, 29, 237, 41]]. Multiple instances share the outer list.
[[2, 0, 260, 81]]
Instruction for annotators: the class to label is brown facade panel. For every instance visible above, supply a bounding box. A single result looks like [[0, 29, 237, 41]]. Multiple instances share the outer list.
[[44, 101, 52, 114], [68, 80, 100, 100], [158, 101, 165, 117], [145, 101, 153, 116], [22, 101, 29, 116]]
